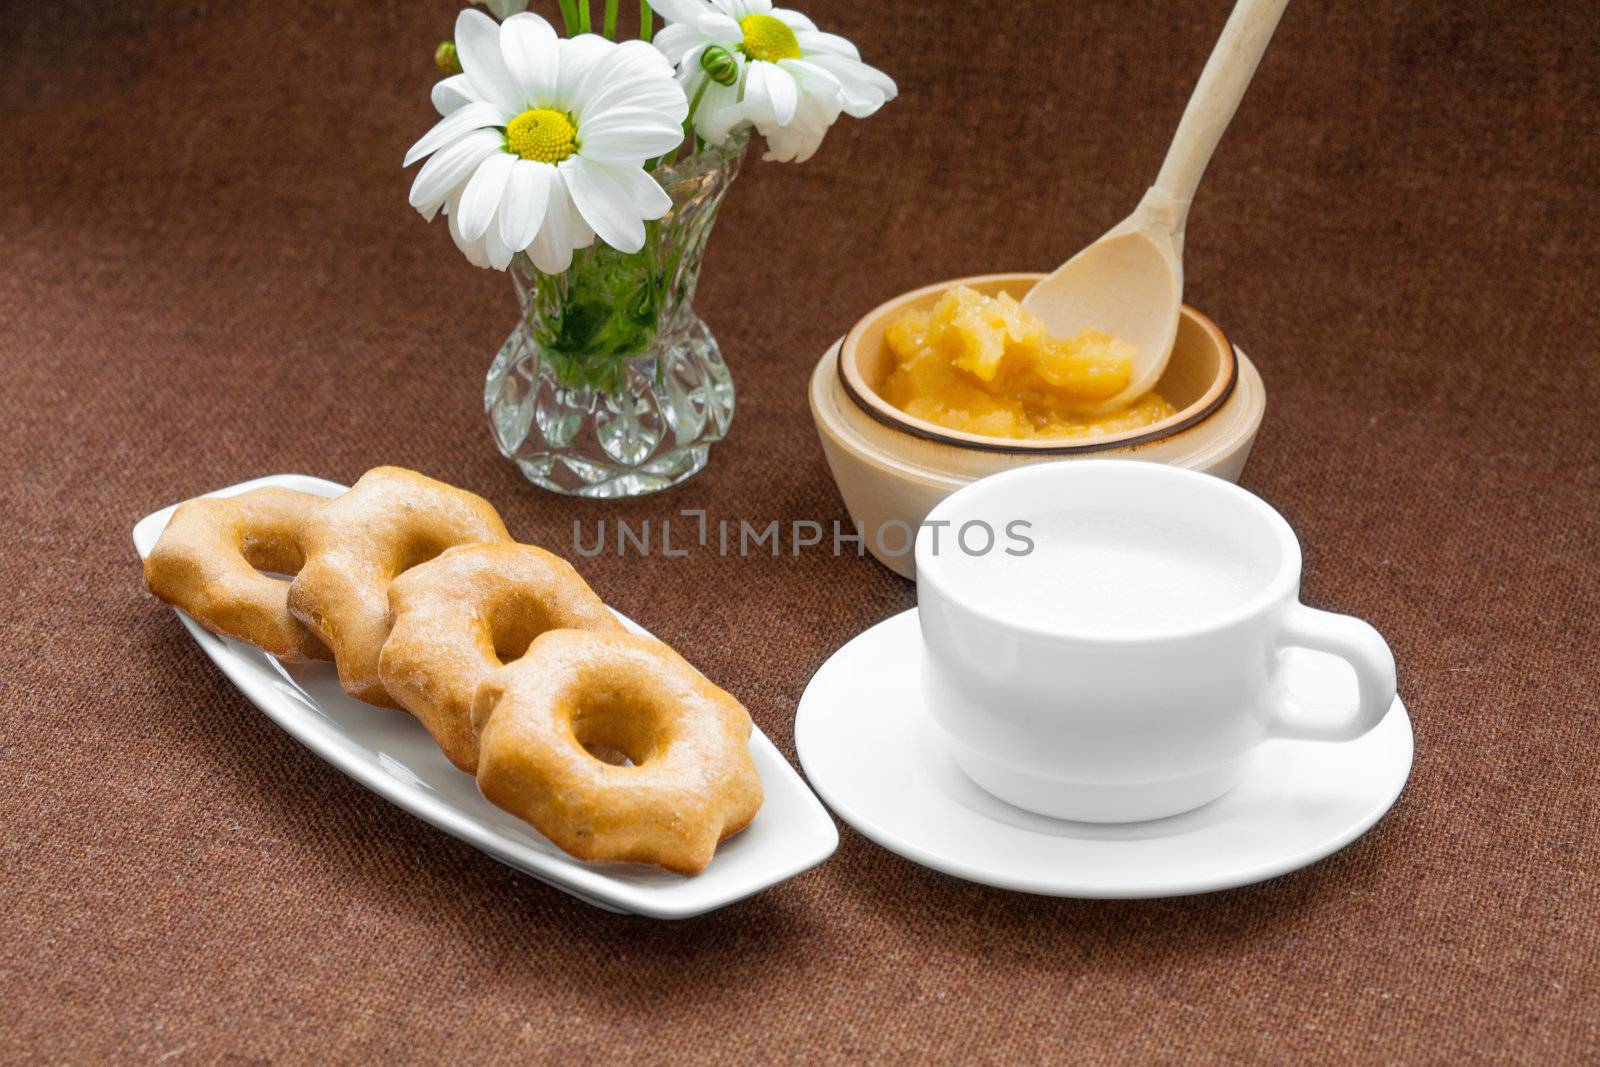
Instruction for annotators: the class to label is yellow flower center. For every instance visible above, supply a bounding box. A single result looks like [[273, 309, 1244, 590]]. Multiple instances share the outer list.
[[505, 108, 577, 163], [739, 13, 801, 63]]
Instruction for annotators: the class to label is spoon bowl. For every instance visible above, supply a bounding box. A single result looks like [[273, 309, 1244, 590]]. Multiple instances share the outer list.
[[1022, 224, 1182, 411]]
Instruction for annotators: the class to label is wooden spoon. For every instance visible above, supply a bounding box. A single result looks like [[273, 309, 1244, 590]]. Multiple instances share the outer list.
[[1021, 0, 1290, 413]]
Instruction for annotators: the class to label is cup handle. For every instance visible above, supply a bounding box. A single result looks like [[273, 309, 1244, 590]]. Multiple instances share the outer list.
[[1267, 604, 1397, 742]]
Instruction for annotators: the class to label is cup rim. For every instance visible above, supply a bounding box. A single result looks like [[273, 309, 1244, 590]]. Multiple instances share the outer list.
[[915, 460, 1302, 644]]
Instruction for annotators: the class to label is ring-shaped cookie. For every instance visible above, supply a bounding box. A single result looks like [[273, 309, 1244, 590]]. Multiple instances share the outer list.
[[379, 543, 624, 772], [144, 488, 331, 661], [474, 630, 763, 875], [287, 466, 511, 707]]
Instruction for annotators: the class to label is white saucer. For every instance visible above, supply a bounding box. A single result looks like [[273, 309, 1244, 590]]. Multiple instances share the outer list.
[[135, 475, 837, 919], [796, 609, 1413, 898]]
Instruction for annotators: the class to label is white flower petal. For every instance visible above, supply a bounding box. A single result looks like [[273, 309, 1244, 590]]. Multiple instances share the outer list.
[[796, 29, 861, 61], [613, 38, 678, 77], [528, 169, 592, 273], [578, 43, 689, 124], [584, 40, 680, 97], [770, 7, 815, 32], [404, 100, 507, 167], [787, 130, 828, 163], [457, 151, 517, 242], [564, 156, 654, 253], [674, 44, 709, 88], [760, 121, 814, 163], [499, 159, 552, 251], [698, 90, 748, 144], [758, 89, 838, 163], [697, 12, 741, 40], [485, 219, 516, 270], [650, 0, 712, 24], [778, 57, 841, 97], [652, 22, 707, 65], [431, 74, 480, 116], [594, 159, 672, 220], [499, 12, 559, 107], [806, 52, 897, 117], [578, 106, 687, 162], [802, 83, 844, 125], [744, 61, 798, 126], [447, 190, 493, 268], [687, 77, 745, 145], [409, 130, 505, 217], [554, 34, 616, 113], [586, 71, 691, 123], [456, 8, 522, 112]]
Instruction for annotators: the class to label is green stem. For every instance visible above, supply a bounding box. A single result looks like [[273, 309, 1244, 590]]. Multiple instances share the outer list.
[[557, 0, 578, 34], [680, 74, 712, 156], [603, 0, 619, 39], [577, 0, 591, 33], [639, 1, 653, 42]]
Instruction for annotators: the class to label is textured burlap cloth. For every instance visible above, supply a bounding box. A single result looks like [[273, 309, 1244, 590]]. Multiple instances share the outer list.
[[3, 0, 1596, 1061]]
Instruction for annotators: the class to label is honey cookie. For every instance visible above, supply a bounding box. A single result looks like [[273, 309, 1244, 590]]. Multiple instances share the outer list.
[[474, 629, 763, 875], [379, 542, 623, 772], [287, 467, 511, 707], [144, 488, 331, 661]]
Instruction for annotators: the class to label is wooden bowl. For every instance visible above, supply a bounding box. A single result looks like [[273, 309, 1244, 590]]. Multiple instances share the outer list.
[[810, 272, 1267, 579]]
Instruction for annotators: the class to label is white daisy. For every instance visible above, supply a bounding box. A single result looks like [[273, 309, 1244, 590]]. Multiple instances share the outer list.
[[649, 0, 896, 163], [406, 9, 690, 272]]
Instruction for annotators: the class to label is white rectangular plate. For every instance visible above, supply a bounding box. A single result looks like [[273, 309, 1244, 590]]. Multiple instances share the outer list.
[[133, 474, 837, 919]]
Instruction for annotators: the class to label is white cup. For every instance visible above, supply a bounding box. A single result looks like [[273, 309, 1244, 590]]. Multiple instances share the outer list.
[[916, 460, 1396, 823]]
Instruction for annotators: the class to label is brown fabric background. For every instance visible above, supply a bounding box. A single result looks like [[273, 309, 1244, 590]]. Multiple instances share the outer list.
[[2, 0, 1597, 1062]]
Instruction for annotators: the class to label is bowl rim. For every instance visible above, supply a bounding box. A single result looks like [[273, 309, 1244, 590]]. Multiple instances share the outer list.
[[837, 272, 1239, 456]]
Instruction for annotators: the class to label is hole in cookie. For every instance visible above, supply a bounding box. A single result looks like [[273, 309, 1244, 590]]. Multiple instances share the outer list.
[[240, 534, 307, 580], [570, 689, 663, 769], [487, 595, 566, 664], [581, 742, 634, 767]]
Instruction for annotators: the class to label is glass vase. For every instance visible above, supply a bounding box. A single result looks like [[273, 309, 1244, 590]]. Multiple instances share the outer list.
[[484, 132, 746, 498]]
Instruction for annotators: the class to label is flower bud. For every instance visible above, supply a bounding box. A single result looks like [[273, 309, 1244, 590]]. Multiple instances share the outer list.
[[700, 46, 739, 87], [434, 41, 462, 76]]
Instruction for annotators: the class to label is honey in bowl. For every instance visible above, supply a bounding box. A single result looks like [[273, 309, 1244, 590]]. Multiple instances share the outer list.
[[879, 285, 1175, 440]]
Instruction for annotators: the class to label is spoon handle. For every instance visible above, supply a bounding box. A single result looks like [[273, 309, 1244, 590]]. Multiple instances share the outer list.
[[1151, 0, 1290, 227]]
